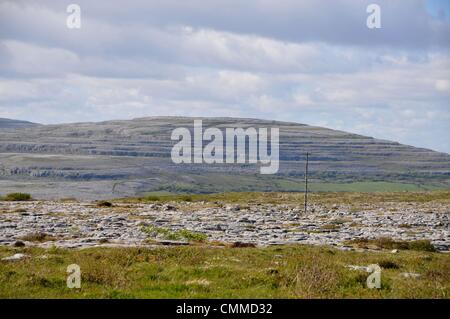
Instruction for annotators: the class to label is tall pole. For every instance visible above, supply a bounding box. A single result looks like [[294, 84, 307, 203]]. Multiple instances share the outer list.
[[304, 152, 309, 214]]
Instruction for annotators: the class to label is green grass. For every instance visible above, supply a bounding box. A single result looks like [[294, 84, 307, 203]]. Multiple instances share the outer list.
[[1, 190, 448, 298], [308, 181, 442, 192], [124, 190, 450, 206], [142, 226, 208, 243], [345, 238, 437, 252], [139, 172, 449, 195], [0, 245, 448, 298]]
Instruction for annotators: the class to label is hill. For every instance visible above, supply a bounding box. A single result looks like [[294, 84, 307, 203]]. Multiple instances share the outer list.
[[0, 116, 449, 199], [0, 118, 39, 129]]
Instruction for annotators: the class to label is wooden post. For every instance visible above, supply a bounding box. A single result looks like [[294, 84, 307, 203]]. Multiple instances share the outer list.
[[304, 152, 309, 214]]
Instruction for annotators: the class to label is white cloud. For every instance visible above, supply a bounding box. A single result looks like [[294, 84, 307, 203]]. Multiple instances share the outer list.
[[0, 0, 449, 153], [3, 40, 80, 76], [435, 79, 450, 92]]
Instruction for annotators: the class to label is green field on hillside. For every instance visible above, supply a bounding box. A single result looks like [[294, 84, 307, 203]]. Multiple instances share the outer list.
[[145, 173, 448, 195], [131, 190, 450, 205]]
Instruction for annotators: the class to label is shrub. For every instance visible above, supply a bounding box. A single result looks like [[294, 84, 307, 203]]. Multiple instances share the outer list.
[[14, 241, 26, 247], [408, 240, 436, 252], [375, 237, 408, 250], [19, 232, 57, 242], [231, 242, 256, 248], [3, 193, 32, 201], [378, 260, 400, 269], [96, 201, 113, 207]]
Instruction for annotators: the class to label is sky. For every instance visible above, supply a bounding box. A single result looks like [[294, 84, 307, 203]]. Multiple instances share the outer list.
[[0, 0, 449, 153]]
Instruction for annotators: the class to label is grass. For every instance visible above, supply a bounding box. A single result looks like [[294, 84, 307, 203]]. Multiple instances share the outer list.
[[1, 190, 448, 298], [142, 226, 208, 243], [124, 190, 450, 206], [0, 245, 448, 298], [320, 224, 341, 231], [142, 172, 448, 194], [345, 237, 437, 252]]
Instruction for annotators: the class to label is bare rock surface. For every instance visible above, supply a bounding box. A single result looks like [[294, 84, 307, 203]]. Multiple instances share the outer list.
[[0, 200, 448, 250]]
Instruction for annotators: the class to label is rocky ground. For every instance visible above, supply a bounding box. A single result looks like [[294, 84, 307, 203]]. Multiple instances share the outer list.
[[0, 199, 448, 251]]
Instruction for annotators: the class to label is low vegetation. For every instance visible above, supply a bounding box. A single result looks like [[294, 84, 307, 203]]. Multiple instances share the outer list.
[[125, 190, 450, 206], [0, 190, 448, 298], [96, 201, 113, 208], [320, 224, 341, 231], [142, 226, 208, 243], [18, 232, 58, 243], [0, 245, 448, 298], [345, 237, 437, 252], [378, 260, 400, 269], [1, 193, 32, 201]]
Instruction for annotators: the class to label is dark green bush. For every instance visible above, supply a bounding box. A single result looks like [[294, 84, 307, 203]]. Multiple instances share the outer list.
[[408, 240, 436, 252], [378, 260, 400, 269], [96, 201, 113, 207], [3, 193, 32, 201]]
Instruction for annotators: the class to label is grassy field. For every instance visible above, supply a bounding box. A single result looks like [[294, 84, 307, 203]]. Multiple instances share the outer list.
[[144, 172, 448, 194], [0, 245, 448, 299], [1, 190, 449, 299], [3, 189, 449, 206], [126, 189, 450, 205]]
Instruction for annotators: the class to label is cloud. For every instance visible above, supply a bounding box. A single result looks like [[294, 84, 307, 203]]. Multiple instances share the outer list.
[[4, 0, 449, 48], [0, 0, 449, 153]]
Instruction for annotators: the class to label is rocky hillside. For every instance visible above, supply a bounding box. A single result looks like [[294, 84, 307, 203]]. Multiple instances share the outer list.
[[0, 117, 449, 199], [0, 118, 39, 129]]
